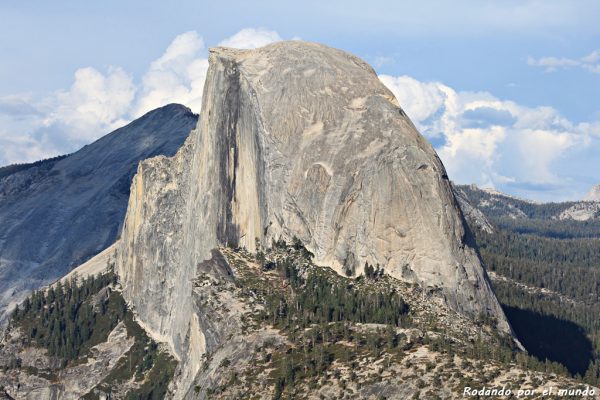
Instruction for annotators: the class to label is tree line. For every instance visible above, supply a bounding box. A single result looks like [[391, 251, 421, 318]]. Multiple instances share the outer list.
[[12, 271, 126, 363], [257, 243, 409, 331]]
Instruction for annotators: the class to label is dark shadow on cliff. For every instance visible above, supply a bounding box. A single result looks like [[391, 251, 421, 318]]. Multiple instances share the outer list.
[[502, 304, 593, 376]]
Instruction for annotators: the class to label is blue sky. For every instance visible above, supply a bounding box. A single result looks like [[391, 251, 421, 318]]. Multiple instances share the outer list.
[[1, 1, 599, 201]]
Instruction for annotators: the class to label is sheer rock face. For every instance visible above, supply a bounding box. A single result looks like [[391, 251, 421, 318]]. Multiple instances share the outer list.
[[116, 41, 511, 388]]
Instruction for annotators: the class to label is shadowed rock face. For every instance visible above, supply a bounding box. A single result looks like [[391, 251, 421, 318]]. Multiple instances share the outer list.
[[116, 41, 511, 394], [0, 104, 197, 323]]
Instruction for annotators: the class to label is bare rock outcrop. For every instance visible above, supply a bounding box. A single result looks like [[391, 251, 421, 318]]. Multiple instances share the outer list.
[[115, 41, 512, 395], [0, 322, 133, 399], [558, 202, 600, 221], [584, 184, 600, 202], [452, 184, 495, 234]]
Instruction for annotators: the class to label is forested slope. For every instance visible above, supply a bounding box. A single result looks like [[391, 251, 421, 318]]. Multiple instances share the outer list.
[[457, 184, 600, 381]]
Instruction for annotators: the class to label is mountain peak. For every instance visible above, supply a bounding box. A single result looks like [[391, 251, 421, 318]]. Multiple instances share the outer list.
[[0, 105, 198, 323], [145, 102, 194, 116], [584, 184, 600, 202]]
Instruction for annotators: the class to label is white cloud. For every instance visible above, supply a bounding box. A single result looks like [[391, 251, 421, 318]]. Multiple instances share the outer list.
[[0, 128, 57, 165], [132, 28, 284, 117], [0, 95, 42, 118], [380, 74, 597, 200], [48, 66, 136, 141], [378, 75, 447, 133], [0, 67, 135, 164], [133, 31, 208, 117], [218, 28, 282, 49], [515, 129, 575, 183], [528, 50, 600, 74]]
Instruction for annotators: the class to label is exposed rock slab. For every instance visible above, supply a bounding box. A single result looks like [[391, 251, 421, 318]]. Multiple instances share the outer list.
[[452, 184, 495, 234], [59, 242, 117, 285], [0, 322, 133, 399], [558, 202, 600, 221], [584, 184, 600, 202]]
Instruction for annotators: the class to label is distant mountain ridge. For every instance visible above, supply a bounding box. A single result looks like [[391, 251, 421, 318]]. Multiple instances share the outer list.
[[0, 104, 197, 323], [584, 184, 600, 202], [454, 183, 600, 239], [456, 184, 600, 221]]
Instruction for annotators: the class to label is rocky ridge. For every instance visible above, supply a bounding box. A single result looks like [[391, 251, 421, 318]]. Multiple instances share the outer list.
[[455, 184, 600, 223], [172, 244, 590, 399], [558, 202, 600, 221], [452, 184, 495, 234], [0, 322, 134, 399], [0, 104, 197, 324], [584, 184, 600, 202]]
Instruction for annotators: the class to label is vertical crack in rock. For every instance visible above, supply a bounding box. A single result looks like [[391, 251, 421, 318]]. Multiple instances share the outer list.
[[216, 59, 241, 246]]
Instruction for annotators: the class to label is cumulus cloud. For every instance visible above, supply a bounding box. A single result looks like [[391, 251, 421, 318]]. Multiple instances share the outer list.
[[379, 75, 598, 200], [48, 66, 136, 141], [132, 28, 283, 117], [461, 107, 516, 128], [378, 75, 447, 134], [0, 129, 57, 166], [0, 67, 135, 164], [133, 31, 208, 117], [218, 28, 282, 49], [515, 129, 575, 183], [528, 50, 600, 74]]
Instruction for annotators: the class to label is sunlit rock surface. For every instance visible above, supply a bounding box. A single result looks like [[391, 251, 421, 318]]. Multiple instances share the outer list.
[[116, 41, 511, 396]]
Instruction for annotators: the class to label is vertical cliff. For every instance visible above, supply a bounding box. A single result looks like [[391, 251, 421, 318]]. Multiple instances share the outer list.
[[116, 41, 511, 395]]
